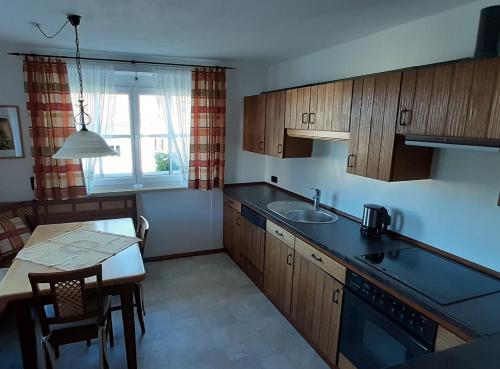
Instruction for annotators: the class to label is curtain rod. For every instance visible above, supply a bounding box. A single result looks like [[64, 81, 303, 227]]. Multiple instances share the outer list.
[[8, 52, 235, 70]]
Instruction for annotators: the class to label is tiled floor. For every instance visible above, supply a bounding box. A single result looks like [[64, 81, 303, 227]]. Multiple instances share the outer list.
[[0, 253, 330, 369]]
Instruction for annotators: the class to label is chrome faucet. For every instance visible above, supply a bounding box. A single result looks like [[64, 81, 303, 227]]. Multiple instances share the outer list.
[[311, 188, 321, 211]]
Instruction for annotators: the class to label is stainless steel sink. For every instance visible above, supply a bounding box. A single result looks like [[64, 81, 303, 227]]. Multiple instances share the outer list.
[[285, 209, 336, 223], [267, 201, 338, 224]]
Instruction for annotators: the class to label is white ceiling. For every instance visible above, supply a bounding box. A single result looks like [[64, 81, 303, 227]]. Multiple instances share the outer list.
[[0, 0, 477, 63]]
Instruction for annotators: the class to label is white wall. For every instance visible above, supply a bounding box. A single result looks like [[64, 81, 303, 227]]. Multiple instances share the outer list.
[[0, 41, 34, 201], [265, 0, 500, 271], [0, 43, 267, 258]]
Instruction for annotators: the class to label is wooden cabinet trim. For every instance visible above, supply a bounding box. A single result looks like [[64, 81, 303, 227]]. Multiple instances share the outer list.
[[223, 195, 241, 213], [435, 325, 467, 352], [295, 238, 346, 284], [338, 352, 357, 369], [266, 220, 296, 248]]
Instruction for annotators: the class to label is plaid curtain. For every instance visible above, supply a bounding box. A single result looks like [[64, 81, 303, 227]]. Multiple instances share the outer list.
[[188, 67, 226, 190], [24, 56, 87, 200]]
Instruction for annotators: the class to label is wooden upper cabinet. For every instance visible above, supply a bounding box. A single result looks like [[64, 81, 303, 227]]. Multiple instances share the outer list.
[[284, 81, 353, 132], [397, 58, 500, 139], [309, 80, 353, 132], [348, 71, 434, 181], [285, 86, 311, 130], [264, 91, 313, 158], [265, 91, 286, 157], [243, 94, 266, 154]]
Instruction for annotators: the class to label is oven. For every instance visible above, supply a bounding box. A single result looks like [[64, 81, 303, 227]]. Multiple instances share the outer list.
[[339, 271, 437, 369]]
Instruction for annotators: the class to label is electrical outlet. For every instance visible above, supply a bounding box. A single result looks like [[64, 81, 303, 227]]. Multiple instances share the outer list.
[[271, 176, 278, 183]]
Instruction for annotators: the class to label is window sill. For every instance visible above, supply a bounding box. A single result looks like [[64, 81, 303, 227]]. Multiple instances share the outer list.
[[89, 182, 188, 195]]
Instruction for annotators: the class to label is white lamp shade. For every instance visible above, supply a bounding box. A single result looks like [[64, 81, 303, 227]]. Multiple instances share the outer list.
[[52, 130, 118, 159]]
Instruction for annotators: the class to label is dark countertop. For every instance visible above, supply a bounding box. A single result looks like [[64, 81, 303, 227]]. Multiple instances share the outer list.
[[386, 333, 500, 369], [223, 183, 500, 339]]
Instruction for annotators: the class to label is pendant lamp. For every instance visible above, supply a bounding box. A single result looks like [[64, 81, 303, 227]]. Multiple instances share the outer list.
[[53, 15, 118, 159]]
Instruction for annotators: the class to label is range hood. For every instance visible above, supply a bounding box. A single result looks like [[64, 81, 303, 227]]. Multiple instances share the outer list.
[[405, 135, 500, 152], [287, 129, 350, 142]]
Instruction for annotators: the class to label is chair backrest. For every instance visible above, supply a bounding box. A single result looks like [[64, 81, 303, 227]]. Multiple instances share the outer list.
[[136, 215, 150, 257], [29, 265, 105, 337]]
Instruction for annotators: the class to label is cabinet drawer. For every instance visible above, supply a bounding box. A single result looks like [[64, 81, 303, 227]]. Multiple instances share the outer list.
[[223, 195, 241, 213], [266, 220, 295, 248], [295, 238, 346, 283]]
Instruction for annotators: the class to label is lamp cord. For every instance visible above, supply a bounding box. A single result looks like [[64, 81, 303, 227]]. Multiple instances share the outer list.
[[34, 20, 69, 39], [73, 23, 84, 101]]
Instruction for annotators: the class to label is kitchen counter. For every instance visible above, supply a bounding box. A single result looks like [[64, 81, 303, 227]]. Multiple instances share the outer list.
[[387, 333, 500, 369], [223, 182, 500, 339]]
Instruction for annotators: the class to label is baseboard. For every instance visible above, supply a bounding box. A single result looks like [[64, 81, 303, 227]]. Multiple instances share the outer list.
[[143, 248, 225, 262]]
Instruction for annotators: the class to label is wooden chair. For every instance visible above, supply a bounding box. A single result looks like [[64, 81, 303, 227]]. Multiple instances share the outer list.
[[111, 215, 149, 334], [29, 265, 113, 369]]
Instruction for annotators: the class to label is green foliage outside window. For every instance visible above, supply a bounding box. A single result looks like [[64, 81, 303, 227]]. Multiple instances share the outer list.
[[154, 152, 180, 173], [0, 130, 13, 150]]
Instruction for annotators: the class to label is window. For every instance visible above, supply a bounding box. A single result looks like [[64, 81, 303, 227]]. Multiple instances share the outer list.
[[69, 68, 191, 193]]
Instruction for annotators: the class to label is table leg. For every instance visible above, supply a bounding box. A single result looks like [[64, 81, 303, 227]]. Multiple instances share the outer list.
[[15, 299, 38, 369], [120, 284, 137, 369]]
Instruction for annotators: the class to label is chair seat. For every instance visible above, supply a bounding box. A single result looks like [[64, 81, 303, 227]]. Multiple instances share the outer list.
[[45, 295, 111, 330]]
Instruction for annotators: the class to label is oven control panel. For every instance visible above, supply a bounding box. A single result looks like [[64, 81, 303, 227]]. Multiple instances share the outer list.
[[346, 271, 437, 347]]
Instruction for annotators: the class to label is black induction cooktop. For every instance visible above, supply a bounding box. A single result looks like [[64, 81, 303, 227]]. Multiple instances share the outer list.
[[356, 247, 500, 306]]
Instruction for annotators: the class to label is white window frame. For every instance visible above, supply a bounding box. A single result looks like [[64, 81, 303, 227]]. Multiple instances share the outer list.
[[90, 85, 188, 192]]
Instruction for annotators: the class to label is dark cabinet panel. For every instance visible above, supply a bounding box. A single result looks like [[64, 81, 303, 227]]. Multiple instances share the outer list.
[[240, 218, 266, 288]]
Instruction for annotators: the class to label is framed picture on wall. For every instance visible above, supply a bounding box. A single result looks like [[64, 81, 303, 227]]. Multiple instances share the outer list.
[[0, 105, 23, 158]]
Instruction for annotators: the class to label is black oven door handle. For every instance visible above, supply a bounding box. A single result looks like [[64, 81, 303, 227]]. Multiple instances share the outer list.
[[342, 288, 432, 354]]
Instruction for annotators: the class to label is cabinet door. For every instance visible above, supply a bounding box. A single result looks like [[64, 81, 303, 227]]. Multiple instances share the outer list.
[[290, 252, 344, 364], [309, 81, 353, 132], [265, 91, 286, 158], [285, 86, 311, 130], [223, 204, 242, 264], [397, 58, 500, 139], [347, 72, 402, 180], [240, 218, 266, 288], [264, 233, 294, 315], [243, 94, 266, 153]]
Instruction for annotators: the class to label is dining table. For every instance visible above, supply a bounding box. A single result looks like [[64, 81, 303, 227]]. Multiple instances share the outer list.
[[0, 217, 146, 369]]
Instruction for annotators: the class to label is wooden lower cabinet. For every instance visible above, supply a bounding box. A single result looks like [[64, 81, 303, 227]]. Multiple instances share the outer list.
[[264, 233, 294, 316], [223, 203, 242, 264], [240, 218, 266, 288], [291, 250, 344, 365]]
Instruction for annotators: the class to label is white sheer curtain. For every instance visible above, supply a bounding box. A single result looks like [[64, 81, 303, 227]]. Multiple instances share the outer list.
[[67, 62, 116, 193], [154, 68, 191, 183]]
